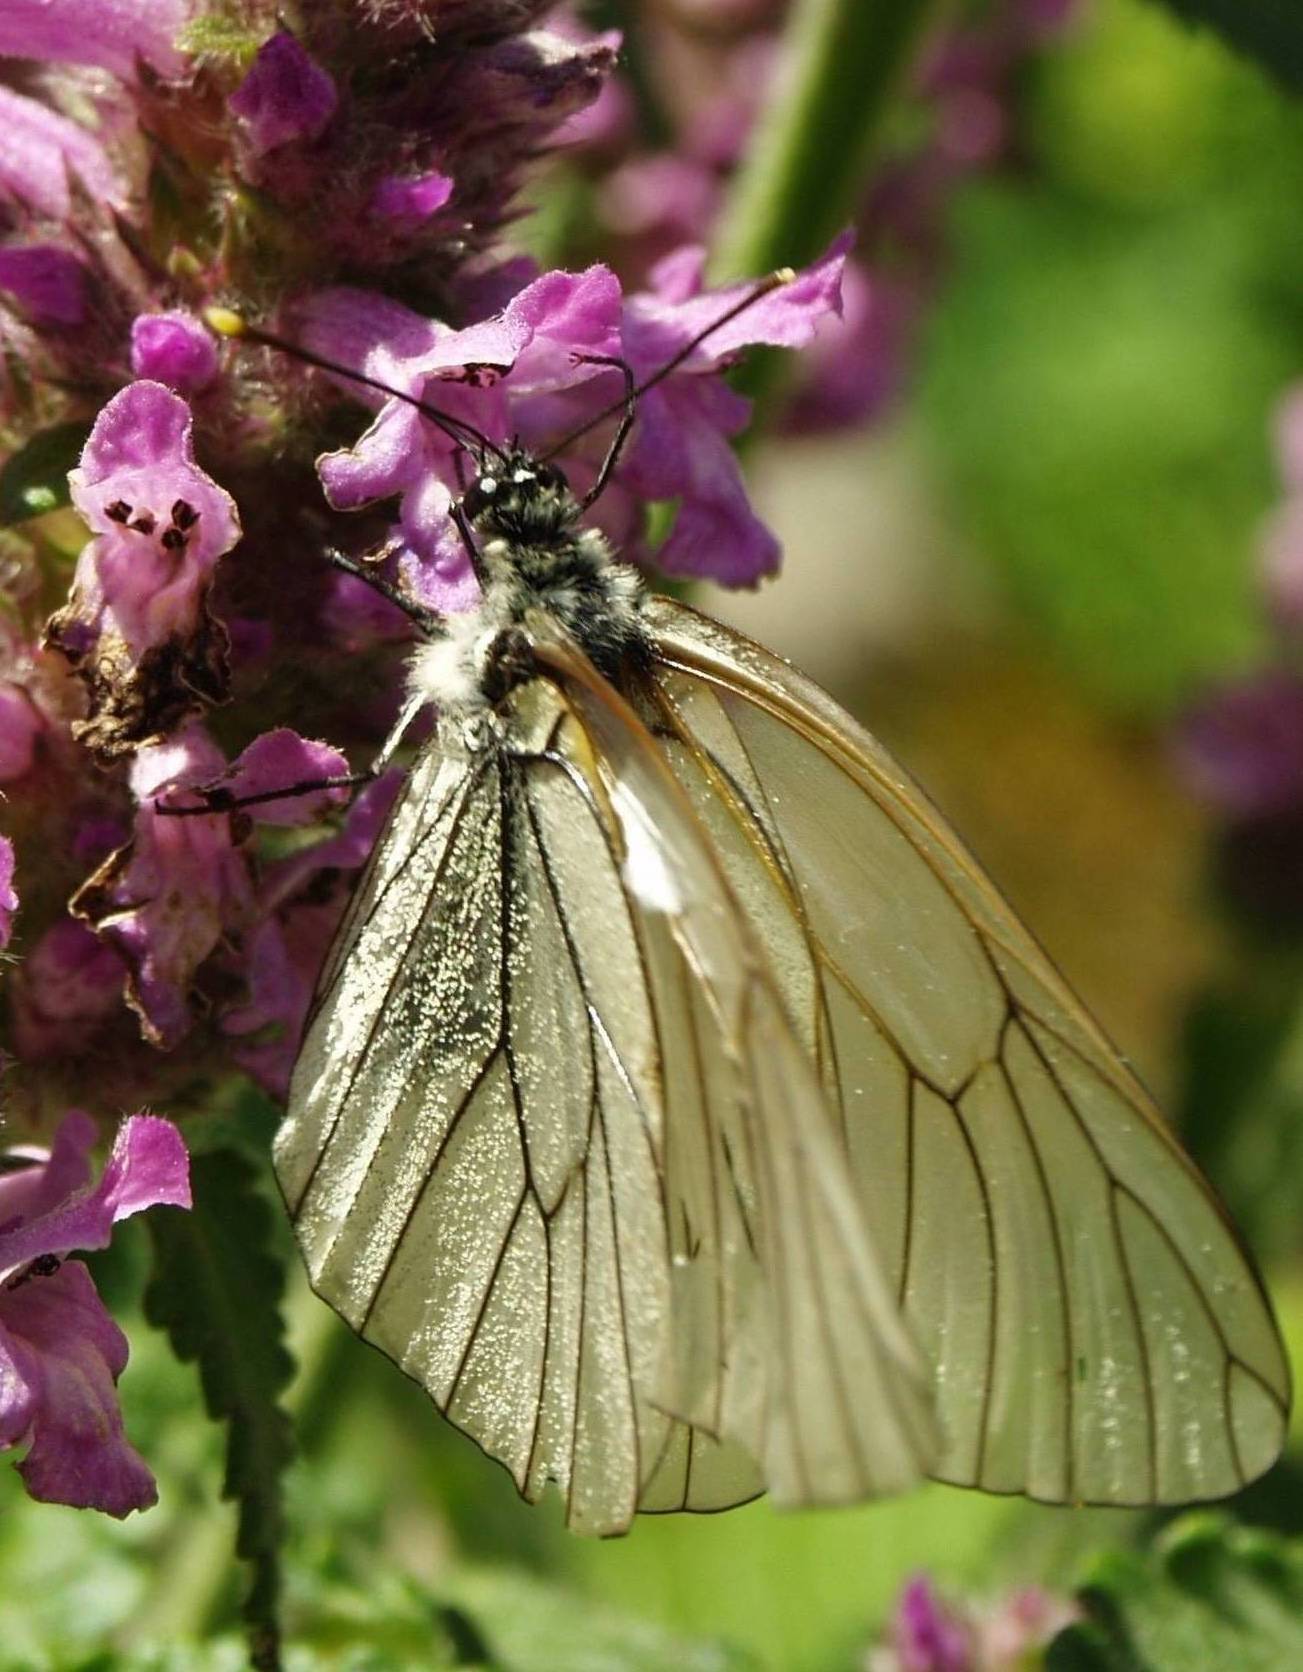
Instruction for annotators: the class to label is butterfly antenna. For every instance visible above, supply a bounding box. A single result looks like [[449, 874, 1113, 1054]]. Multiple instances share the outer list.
[[541, 265, 797, 468], [204, 307, 508, 464]]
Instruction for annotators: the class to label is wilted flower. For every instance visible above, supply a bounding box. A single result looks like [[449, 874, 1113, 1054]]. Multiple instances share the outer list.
[[0, 1110, 190, 1516]]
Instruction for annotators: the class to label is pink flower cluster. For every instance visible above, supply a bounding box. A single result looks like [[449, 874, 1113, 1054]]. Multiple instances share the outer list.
[[0, 0, 849, 1517]]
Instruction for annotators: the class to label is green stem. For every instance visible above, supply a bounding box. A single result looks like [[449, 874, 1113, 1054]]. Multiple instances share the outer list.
[[711, 0, 949, 283]]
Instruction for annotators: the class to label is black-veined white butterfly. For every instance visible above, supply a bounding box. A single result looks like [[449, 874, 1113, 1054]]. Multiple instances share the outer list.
[[204, 285, 1291, 1537]]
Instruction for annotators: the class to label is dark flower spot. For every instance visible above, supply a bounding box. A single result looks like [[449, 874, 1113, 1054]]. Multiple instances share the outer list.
[[160, 526, 187, 551], [130, 512, 157, 535], [105, 499, 132, 523], [171, 499, 199, 529]]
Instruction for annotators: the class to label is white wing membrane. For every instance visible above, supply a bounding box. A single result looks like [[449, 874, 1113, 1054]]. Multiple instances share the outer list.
[[642, 595, 1290, 1506], [280, 653, 936, 1533]]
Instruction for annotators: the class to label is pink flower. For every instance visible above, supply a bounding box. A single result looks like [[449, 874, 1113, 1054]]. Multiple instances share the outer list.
[[868, 1574, 1078, 1671], [65, 382, 240, 659], [0, 84, 124, 219], [0, 1110, 190, 1516], [0, 679, 43, 781], [130, 311, 220, 393], [74, 728, 253, 1048], [74, 725, 352, 1049], [305, 265, 619, 610], [0, 835, 16, 947], [47, 382, 240, 756], [613, 236, 850, 582], [370, 171, 455, 225], [10, 918, 125, 1061], [304, 243, 845, 599], [1175, 673, 1303, 819], [229, 30, 338, 155], [0, 245, 89, 327], [885, 1576, 974, 1672], [0, 0, 192, 80], [222, 772, 402, 1096]]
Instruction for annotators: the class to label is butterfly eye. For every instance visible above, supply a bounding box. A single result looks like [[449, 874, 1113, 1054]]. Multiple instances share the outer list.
[[461, 474, 499, 520]]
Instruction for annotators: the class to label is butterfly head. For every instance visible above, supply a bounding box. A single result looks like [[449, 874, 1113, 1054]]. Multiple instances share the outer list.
[[460, 451, 577, 547]]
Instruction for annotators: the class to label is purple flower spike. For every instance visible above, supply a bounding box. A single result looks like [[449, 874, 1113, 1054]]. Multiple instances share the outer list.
[[0, 835, 16, 947], [0, 0, 192, 80], [0, 1110, 190, 1516], [0, 85, 123, 220], [130, 311, 220, 393], [370, 171, 455, 224], [229, 31, 339, 155], [0, 245, 88, 327]]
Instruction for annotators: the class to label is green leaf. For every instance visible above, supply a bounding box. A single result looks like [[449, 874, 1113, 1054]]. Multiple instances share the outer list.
[[1047, 1515, 1303, 1671], [0, 421, 88, 524], [438, 1566, 759, 1672], [1147, 1, 1303, 92], [144, 1149, 295, 1672]]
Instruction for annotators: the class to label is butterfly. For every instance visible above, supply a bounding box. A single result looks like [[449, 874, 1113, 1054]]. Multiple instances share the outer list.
[[213, 287, 1292, 1537]]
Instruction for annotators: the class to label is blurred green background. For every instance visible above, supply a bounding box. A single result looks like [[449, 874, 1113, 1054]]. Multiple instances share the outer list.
[[7, 1, 1303, 1666]]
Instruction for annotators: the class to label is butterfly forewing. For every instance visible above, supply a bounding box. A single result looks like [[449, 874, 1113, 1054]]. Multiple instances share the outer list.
[[279, 634, 937, 1532], [641, 595, 1291, 1506]]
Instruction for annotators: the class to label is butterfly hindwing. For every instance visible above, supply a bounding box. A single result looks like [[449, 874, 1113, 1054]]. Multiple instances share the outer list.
[[642, 595, 1291, 1506]]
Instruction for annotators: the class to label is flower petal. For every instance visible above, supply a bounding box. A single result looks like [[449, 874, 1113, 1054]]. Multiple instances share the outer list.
[[0, 0, 192, 79], [214, 728, 351, 826], [0, 85, 124, 219], [228, 30, 338, 155], [0, 1111, 96, 1236], [0, 1115, 190, 1274], [5, 1262, 156, 1516], [130, 311, 220, 393], [0, 835, 15, 948], [0, 244, 89, 326], [370, 170, 455, 223]]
